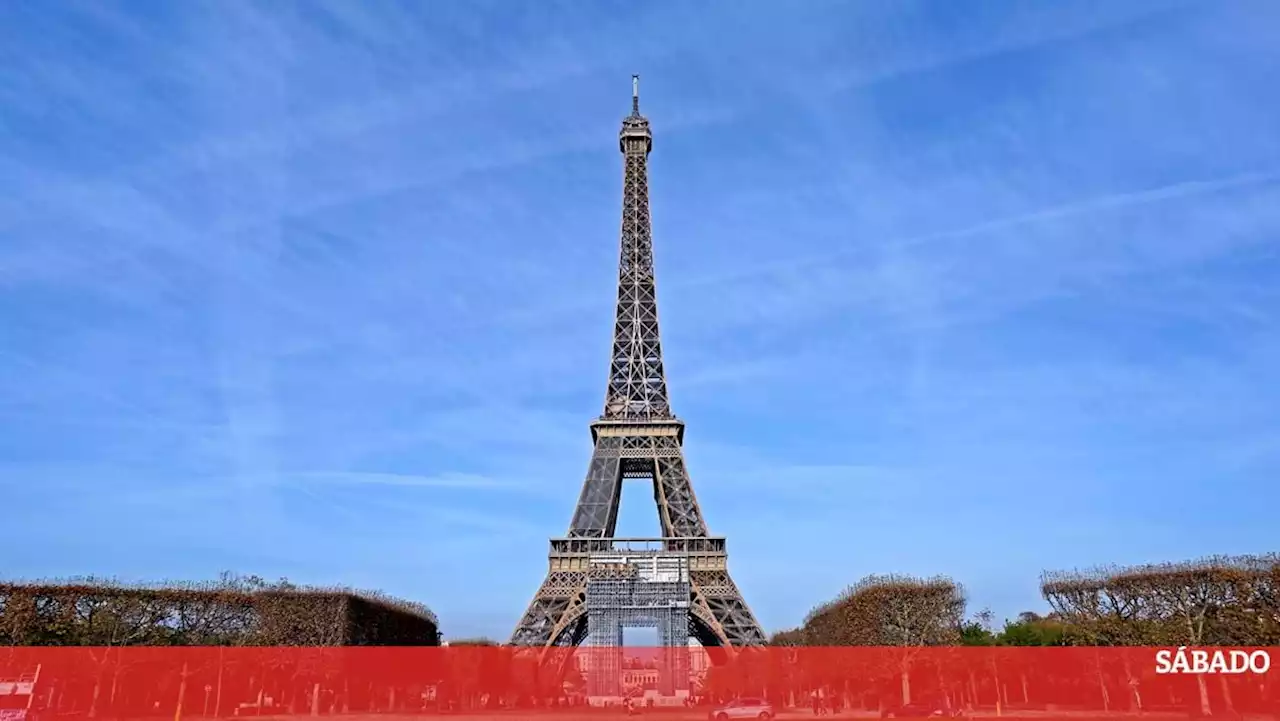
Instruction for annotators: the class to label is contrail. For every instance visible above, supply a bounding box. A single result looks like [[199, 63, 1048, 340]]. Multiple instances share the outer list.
[[675, 168, 1280, 290]]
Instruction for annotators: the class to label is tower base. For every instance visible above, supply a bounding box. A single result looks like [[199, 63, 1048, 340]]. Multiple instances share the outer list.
[[510, 538, 765, 653]]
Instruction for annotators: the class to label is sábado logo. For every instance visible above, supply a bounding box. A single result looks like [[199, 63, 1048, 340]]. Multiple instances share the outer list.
[[1155, 647, 1271, 674]]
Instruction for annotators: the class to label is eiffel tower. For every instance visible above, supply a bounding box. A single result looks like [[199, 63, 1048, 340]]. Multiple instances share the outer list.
[[509, 77, 766, 654]]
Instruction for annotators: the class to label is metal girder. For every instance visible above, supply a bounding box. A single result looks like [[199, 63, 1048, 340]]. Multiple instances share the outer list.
[[509, 78, 765, 654]]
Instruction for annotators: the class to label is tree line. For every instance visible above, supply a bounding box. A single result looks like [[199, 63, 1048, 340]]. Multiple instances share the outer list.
[[0, 572, 440, 647], [3, 554, 1277, 718], [770, 553, 1280, 648]]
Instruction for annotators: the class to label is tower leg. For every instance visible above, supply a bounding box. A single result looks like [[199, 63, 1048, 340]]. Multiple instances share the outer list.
[[510, 571, 587, 647], [690, 570, 766, 647]]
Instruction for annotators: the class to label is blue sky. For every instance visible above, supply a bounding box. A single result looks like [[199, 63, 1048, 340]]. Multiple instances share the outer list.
[[2, 0, 1278, 641]]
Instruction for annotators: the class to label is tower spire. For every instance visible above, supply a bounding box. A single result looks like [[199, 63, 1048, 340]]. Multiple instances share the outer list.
[[632, 74, 640, 116]]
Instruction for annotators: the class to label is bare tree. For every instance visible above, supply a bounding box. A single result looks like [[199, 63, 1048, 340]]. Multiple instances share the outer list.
[[802, 574, 965, 706], [0, 573, 439, 649], [1042, 553, 1280, 715]]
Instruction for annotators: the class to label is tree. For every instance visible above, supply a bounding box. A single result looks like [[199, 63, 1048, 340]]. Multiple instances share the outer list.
[[801, 574, 966, 706], [1041, 553, 1280, 715], [768, 628, 806, 646], [998, 613, 1067, 646], [1041, 554, 1280, 647], [959, 618, 997, 646]]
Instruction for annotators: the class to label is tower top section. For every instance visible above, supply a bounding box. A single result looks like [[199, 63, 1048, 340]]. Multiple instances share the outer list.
[[602, 75, 669, 421], [620, 74, 652, 154]]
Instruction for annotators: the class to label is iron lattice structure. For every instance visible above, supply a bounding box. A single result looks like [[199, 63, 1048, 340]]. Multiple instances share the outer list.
[[510, 78, 766, 655]]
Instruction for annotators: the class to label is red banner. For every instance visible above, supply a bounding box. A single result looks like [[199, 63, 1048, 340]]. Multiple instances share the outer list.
[[0, 646, 1276, 720]]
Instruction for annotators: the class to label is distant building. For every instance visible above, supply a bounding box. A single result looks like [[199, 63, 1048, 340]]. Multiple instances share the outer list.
[[576, 638, 711, 685]]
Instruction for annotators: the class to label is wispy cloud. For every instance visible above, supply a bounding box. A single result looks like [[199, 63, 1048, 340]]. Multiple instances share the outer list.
[[281, 471, 528, 490]]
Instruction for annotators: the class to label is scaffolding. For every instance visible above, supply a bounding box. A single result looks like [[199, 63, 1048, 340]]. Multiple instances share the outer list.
[[583, 553, 691, 701]]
